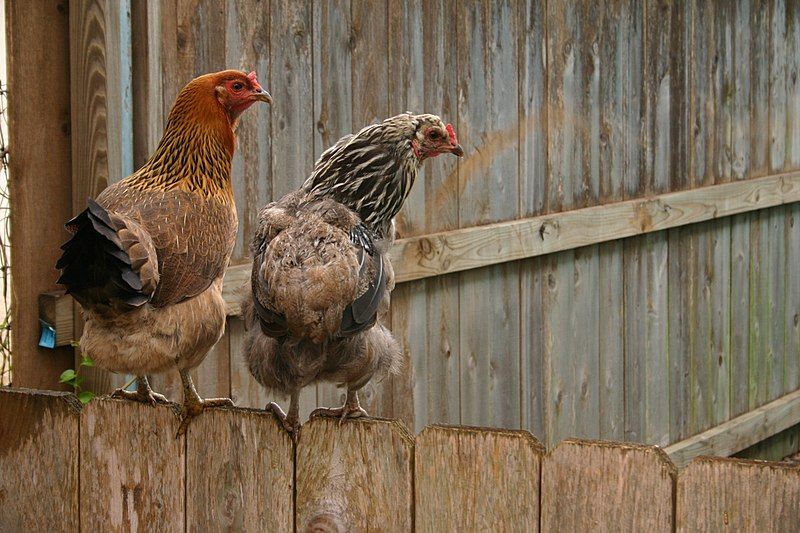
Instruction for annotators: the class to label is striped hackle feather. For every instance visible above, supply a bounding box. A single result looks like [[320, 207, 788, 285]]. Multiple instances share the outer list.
[[124, 73, 240, 198], [301, 113, 450, 236]]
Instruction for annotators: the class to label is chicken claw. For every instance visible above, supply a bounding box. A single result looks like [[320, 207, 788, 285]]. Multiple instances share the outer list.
[[309, 390, 368, 425], [265, 401, 300, 442], [175, 369, 234, 438], [111, 376, 169, 406]]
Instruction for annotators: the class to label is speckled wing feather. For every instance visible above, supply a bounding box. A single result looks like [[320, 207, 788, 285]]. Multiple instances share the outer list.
[[98, 183, 237, 307]]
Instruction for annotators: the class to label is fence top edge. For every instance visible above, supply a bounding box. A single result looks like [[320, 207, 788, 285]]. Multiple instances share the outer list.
[[0, 386, 83, 413], [548, 438, 678, 476], [418, 424, 545, 451], [299, 416, 415, 447], [684, 454, 800, 474]]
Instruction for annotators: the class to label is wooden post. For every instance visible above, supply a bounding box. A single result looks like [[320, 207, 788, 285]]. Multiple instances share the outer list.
[[79, 397, 184, 531], [6, 0, 74, 388], [677, 456, 800, 531], [415, 425, 544, 531], [0, 388, 81, 531], [541, 439, 677, 532], [296, 417, 414, 531], [186, 407, 293, 530]]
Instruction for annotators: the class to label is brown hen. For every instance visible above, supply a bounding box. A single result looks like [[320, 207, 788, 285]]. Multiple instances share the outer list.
[[242, 113, 463, 438], [57, 70, 271, 434]]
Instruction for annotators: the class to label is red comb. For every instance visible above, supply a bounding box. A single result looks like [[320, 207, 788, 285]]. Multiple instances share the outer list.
[[446, 123, 458, 144], [247, 71, 262, 89]]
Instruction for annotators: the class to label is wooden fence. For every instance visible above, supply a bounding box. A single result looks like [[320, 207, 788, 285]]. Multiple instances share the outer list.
[[2, 388, 799, 532], [9, 0, 800, 461]]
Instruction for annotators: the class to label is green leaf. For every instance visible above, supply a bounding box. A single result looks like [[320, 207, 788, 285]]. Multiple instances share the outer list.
[[77, 391, 95, 404], [73, 376, 84, 388], [59, 369, 77, 383], [80, 356, 94, 367]]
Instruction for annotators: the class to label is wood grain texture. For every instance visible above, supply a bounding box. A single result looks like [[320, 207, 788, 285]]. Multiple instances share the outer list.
[[730, 0, 754, 420], [80, 398, 184, 532], [0, 388, 81, 532], [296, 417, 414, 532], [186, 406, 293, 531], [415, 425, 544, 531], [70, 0, 131, 395], [7, 0, 74, 388], [677, 456, 800, 532], [640, 1, 688, 445], [518, 0, 547, 440], [457, 0, 520, 429], [665, 388, 800, 469], [541, 439, 677, 532]]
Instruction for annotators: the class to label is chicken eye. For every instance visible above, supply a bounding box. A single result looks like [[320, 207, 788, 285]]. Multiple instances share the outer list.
[[428, 130, 441, 140], [232, 82, 244, 91]]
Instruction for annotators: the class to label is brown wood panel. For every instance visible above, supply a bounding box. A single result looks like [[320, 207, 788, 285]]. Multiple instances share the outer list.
[[80, 397, 184, 531], [415, 425, 544, 531], [541, 439, 676, 532], [0, 388, 81, 532], [296, 417, 414, 531], [186, 407, 293, 531], [677, 456, 800, 532], [7, 0, 74, 388]]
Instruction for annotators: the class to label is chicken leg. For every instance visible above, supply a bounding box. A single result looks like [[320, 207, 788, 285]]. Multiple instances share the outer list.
[[111, 375, 169, 406], [266, 389, 301, 442], [309, 390, 368, 423], [175, 369, 234, 437]]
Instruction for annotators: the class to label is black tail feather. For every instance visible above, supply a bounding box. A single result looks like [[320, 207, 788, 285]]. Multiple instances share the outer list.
[[57, 200, 150, 310]]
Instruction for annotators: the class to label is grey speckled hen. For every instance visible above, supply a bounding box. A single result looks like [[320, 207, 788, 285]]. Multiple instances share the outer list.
[[242, 113, 463, 439]]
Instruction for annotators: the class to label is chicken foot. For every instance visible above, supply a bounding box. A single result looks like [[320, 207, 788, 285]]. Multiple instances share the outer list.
[[175, 369, 234, 437], [111, 376, 169, 406], [266, 390, 301, 442], [309, 390, 368, 424]]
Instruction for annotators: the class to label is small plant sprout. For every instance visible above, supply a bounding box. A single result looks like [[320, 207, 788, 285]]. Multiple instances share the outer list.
[[59, 346, 96, 404]]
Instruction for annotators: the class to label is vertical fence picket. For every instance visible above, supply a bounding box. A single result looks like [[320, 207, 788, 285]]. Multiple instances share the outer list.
[[186, 407, 293, 531], [415, 425, 543, 531], [296, 417, 414, 531], [79, 397, 184, 532], [541, 439, 676, 532], [0, 389, 81, 532], [677, 456, 800, 531]]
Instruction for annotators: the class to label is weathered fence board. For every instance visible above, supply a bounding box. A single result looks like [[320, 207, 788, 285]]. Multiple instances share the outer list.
[[541, 439, 676, 532], [0, 389, 81, 532], [415, 426, 544, 531], [186, 407, 293, 531], [80, 398, 185, 532], [295, 418, 414, 532], [677, 456, 800, 532], [7, 389, 800, 530]]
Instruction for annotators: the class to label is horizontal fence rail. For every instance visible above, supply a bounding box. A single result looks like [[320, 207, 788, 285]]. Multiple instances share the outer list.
[[2, 388, 798, 532], [41, 170, 800, 346]]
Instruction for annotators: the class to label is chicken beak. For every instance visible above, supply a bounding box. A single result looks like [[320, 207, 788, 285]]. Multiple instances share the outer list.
[[450, 144, 464, 157], [253, 88, 273, 105]]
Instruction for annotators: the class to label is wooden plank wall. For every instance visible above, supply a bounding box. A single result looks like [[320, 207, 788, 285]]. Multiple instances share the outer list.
[[48, 0, 800, 453], [3, 388, 800, 532]]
